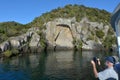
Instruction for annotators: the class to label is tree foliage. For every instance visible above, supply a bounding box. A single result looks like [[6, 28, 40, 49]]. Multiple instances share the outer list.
[[0, 21, 30, 43], [96, 30, 105, 39], [27, 4, 113, 49], [28, 4, 111, 28], [102, 35, 116, 49], [73, 38, 83, 50]]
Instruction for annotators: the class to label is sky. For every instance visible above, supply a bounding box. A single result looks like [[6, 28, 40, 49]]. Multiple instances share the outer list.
[[0, 0, 120, 24]]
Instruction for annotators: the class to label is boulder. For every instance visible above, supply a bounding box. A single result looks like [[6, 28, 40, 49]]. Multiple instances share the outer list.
[[0, 41, 10, 52], [18, 34, 29, 43], [29, 33, 40, 47], [28, 27, 39, 32], [82, 40, 103, 50], [9, 37, 21, 48]]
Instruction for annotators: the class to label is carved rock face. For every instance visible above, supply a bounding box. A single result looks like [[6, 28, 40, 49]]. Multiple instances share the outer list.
[[44, 20, 74, 50]]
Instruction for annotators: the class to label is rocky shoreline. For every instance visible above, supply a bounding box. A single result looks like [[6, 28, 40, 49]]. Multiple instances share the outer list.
[[0, 27, 42, 57], [0, 17, 117, 57]]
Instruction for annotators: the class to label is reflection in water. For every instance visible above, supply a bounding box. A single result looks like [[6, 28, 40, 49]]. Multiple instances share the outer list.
[[0, 50, 117, 80], [29, 54, 39, 68]]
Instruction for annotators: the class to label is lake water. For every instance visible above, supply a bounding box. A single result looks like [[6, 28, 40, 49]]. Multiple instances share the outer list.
[[0, 50, 118, 80]]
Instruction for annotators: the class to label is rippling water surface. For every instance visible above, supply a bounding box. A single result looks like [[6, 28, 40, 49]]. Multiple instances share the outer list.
[[0, 50, 117, 80]]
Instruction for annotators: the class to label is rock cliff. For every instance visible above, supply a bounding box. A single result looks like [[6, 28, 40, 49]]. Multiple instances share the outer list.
[[0, 17, 116, 53], [44, 17, 116, 50], [0, 27, 41, 53]]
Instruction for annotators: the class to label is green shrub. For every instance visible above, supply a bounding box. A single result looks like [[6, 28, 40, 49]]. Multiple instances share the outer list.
[[87, 35, 94, 40], [3, 50, 12, 57], [3, 49, 19, 57], [95, 37, 98, 42], [37, 31, 46, 48], [108, 27, 114, 35], [0, 34, 8, 43], [6, 29, 18, 37], [11, 48, 19, 55], [96, 30, 105, 38], [39, 32, 46, 48], [91, 31, 94, 35], [73, 38, 82, 50], [102, 35, 116, 49]]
